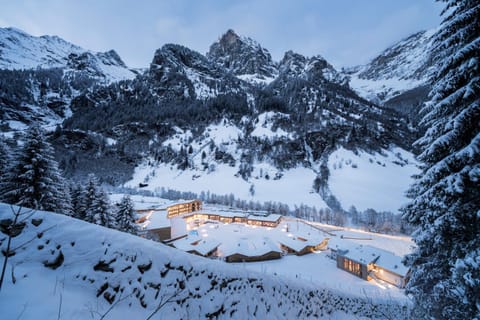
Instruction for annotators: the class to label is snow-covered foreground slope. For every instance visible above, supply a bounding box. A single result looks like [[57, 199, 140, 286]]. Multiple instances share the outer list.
[[328, 147, 419, 213], [0, 203, 409, 319]]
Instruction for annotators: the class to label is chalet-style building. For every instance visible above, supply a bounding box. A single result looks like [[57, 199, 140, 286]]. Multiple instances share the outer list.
[[335, 244, 409, 288], [135, 206, 172, 241]]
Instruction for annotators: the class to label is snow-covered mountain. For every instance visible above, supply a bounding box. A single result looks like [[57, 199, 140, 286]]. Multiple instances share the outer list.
[[347, 29, 436, 120], [0, 27, 138, 133], [0, 203, 409, 319], [1, 27, 422, 215], [57, 29, 417, 213], [149, 43, 247, 100], [0, 27, 136, 82]]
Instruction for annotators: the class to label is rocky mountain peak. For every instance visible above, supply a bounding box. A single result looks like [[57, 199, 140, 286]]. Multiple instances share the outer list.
[[220, 29, 241, 46], [97, 50, 127, 68], [207, 29, 278, 80], [277, 50, 344, 85], [279, 51, 307, 74]]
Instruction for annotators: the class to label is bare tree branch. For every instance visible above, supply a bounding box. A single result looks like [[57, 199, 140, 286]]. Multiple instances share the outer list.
[[98, 290, 133, 320], [145, 288, 183, 320]]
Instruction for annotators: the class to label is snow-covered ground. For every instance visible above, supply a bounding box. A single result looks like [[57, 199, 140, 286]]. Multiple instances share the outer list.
[[251, 112, 292, 139], [121, 195, 413, 300], [127, 163, 328, 209], [0, 203, 410, 319], [328, 147, 419, 213], [127, 144, 417, 214]]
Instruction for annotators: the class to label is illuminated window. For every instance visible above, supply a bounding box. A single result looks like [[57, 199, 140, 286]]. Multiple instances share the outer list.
[[343, 258, 361, 277]]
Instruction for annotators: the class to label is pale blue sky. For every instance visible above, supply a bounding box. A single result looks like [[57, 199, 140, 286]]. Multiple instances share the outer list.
[[0, 0, 443, 68]]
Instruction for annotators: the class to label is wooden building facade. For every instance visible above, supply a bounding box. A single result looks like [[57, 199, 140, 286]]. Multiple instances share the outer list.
[[336, 254, 372, 280], [167, 200, 202, 219], [225, 251, 282, 263], [180, 211, 283, 228]]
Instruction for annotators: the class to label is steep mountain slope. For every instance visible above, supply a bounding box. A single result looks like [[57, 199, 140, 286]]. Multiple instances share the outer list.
[[347, 29, 436, 121], [0, 204, 409, 319], [150, 43, 248, 100]]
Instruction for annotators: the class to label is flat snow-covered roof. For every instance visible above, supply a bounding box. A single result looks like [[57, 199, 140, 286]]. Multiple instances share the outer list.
[[218, 236, 282, 257], [167, 199, 200, 207]]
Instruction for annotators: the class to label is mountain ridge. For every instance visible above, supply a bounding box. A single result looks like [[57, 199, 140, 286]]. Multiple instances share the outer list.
[[0, 26, 137, 82]]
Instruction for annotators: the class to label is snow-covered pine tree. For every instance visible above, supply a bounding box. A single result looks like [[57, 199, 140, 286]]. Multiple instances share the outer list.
[[92, 189, 114, 228], [115, 195, 138, 234], [70, 183, 86, 220], [402, 1, 480, 319], [83, 174, 101, 223], [0, 139, 10, 179], [0, 140, 11, 200], [0, 127, 72, 215]]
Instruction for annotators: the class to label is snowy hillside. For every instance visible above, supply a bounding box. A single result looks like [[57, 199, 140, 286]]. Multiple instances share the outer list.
[[347, 29, 435, 105], [0, 27, 136, 82], [328, 147, 419, 213], [127, 162, 329, 209], [123, 114, 418, 213], [0, 203, 409, 319]]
